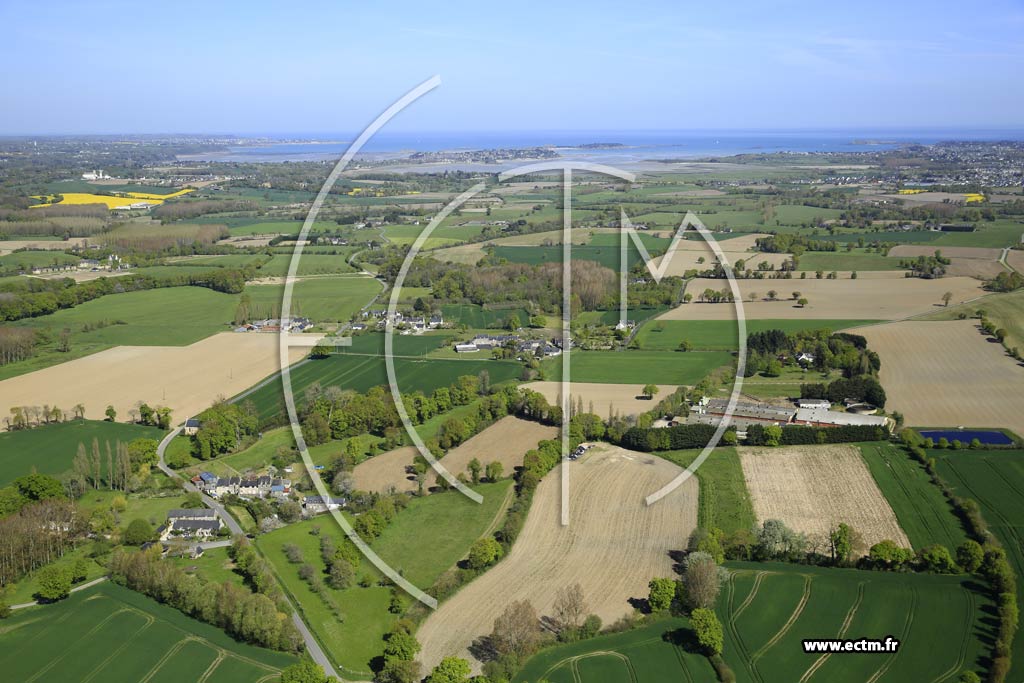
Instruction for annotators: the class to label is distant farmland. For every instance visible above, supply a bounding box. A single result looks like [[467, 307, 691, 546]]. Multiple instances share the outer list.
[[239, 354, 523, 421], [541, 350, 733, 385], [0, 582, 294, 682]]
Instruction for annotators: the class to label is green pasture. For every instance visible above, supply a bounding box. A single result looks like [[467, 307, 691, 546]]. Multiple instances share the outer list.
[[244, 275, 381, 322]]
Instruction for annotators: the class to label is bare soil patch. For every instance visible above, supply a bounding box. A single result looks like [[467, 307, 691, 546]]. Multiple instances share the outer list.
[[849, 320, 1024, 437], [0, 238, 89, 254], [441, 416, 557, 479], [522, 382, 680, 418], [659, 276, 984, 320], [417, 444, 698, 673], [1006, 249, 1024, 273], [651, 249, 790, 277], [352, 446, 419, 494], [0, 333, 310, 422], [739, 444, 910, 553]]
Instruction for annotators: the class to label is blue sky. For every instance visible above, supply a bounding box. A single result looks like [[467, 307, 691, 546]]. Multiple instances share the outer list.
[[1, 0, 1022, 134]]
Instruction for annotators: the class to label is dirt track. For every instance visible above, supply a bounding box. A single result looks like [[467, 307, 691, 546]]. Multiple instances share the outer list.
[[0, 333, 310, 422], [850, 320, 1024, 437], [522, 382, 681, 418], [739, 444, 910, 553], [417, 444, 698, 673], [658, 276, 984, 320]]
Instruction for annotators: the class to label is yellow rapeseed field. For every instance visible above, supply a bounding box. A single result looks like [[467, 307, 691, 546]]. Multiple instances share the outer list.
[[30, 188, 193, 209], [964, 193, 985, 203]]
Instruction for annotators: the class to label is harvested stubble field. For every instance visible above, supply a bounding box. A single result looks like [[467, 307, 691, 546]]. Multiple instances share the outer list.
[[888, 244, 1008, 279], [352, 446, 419, 493], [441, 416, 558, 478], [0, 332, 310, 422], [851, 320, 1024, 438], [659, 276, 984, 320], [522, 381, 681, 418], [738, 444, 910, 552], [1008, 248, 1024, 272], [416, 444, 698, 673], [650, 249, 791, 277]]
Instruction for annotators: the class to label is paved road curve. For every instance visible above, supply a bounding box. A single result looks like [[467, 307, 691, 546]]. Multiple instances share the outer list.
[[155, 426, 341, 679]]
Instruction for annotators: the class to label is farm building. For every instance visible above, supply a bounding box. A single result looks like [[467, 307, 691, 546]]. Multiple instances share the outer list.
[[183, 418, 201, 436], [159, 508, 223, 541], [794, 406, 890, 429], [689, 397, 795, 429], [303, 495, 346, 515]]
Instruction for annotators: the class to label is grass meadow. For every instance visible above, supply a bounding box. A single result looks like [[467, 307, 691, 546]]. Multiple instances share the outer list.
[[257, 480, 512, 675], [2, 287, 239, 380], [0, 419, 165, 486]]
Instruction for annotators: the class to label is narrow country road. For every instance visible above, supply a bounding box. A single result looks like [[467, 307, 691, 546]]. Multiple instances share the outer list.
[[10, 576, 108, 610], [155, 426, 341, 679]]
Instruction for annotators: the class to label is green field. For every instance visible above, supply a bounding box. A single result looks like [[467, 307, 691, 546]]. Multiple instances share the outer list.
[[440, 303, 533, 329], [514, 617, 717, 683], [859, 442, 968, 551], [541, 350, 733, 385], [634, 319, 880, 351], [0, 250, 80, 273], [933, 448, 1024, 674], [655, 447, 756, 535], [516, 563, 990, 683], [2, 287, 239, 380], [244, 276, 382, 322], [255, 253, 358, 277], [258, 481, 512, 675], [796, 249, 905, 272], [931, 219, 1024, 248], [0, 420, 165, 486], [0, 582, 295, 682], [491, 244, 652, 271], [239, 354, 523, 421], [722, 562, 991, 683]]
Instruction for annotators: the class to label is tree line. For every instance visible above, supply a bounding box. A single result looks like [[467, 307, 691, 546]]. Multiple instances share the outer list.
[[109, 542, 304, 653]]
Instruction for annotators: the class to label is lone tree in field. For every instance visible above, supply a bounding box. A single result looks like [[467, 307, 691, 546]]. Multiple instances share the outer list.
[[767, 289, 777, 301], [485, 461, 503, 482], [553, 583, 587, 634], [641, 384, 659, 400], [467, 458, 482, 484], [691, 608, 724, 656], [683, 552, 724, 609], [648, 577, 676, 612], [798, 297, 809, 308], [35, 565, 72, 602], [466, 537, 502, 570], [677, 339, 693, 352], [310, 343, 331, 359], [280, 661, 329, 683], [942, 291, 953, 307], [124, 518, 154, 545], [104, 405, 117, 422], [828, 523, 863, 565], [491, 599, 543, 660], [425, 657, 471, 683]]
